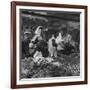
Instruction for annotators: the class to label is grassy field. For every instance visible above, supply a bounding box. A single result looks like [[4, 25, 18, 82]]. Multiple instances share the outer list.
[[20, 53, 80, 79]]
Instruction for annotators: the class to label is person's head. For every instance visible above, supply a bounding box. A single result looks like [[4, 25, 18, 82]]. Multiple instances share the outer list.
[[59, 31, 63, 35], [35, 26, 43, 35], [51, 34, 55, 39], [24, 31, 31, 40]]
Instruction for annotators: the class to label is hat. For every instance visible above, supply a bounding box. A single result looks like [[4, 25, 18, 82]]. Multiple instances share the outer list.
[[35, 26, 43, 34], [24, 29, 31, 34]]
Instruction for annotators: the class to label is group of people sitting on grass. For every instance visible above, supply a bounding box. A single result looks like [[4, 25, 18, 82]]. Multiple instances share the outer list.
[[22, 25, 80, 59]]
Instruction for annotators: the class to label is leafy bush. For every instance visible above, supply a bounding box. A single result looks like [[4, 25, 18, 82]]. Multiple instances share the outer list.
[[20, 53, 80, 79]]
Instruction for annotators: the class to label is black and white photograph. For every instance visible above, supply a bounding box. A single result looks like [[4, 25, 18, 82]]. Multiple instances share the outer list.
[[11, 1, 87, 88], [20, 9, 80, 79]]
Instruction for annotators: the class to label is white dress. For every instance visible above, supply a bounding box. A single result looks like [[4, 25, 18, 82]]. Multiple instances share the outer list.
[[48, 36, 57, 57], [56, 33, 64, 50]]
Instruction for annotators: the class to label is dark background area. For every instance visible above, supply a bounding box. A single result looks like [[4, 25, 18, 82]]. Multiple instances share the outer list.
[[20, 9, 80, 41]]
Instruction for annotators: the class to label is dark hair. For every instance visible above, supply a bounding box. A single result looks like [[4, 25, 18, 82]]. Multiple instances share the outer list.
[[39, 26, 43, 30]]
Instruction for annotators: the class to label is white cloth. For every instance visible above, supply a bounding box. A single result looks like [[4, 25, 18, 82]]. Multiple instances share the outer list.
[[64, 34, 72, 43], [35, 26, 42, 35], [33, 51, 43, 63], [56, 32, 64, 50], [56, 33, 64, 44], [48, 36, 57, 57]]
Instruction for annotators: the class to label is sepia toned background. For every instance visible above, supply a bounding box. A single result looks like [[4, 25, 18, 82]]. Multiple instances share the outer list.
[[0, 0, 89, 90]]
